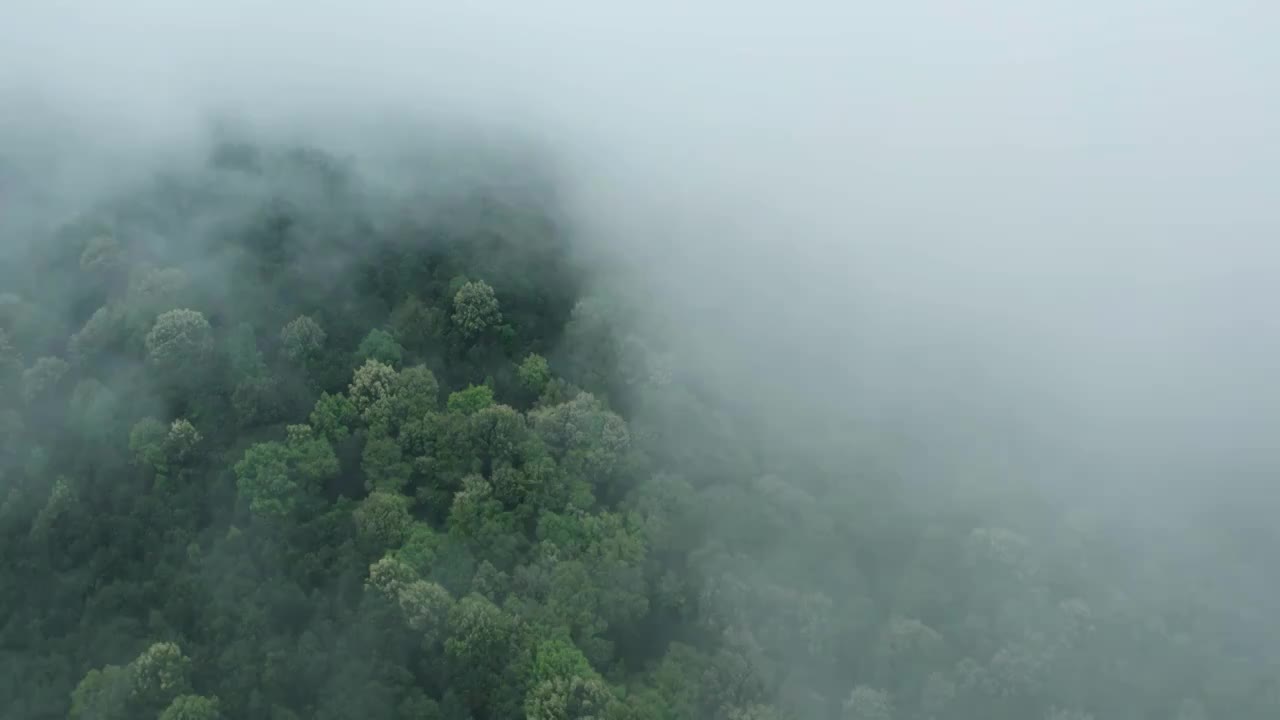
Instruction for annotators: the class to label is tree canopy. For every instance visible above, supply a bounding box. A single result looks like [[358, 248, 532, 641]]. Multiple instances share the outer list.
[[0, 135, 1273, 720]]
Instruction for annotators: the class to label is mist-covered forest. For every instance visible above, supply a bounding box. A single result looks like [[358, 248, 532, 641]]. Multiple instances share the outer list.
[[3, 2, 1280, 719], [0, 127, 1275, 720]]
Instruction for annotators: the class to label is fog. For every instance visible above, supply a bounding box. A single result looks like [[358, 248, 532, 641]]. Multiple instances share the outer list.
[[3, 1, 1279, 717]]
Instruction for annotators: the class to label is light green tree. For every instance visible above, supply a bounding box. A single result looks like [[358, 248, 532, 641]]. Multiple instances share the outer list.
[[445, 593, 528, 716], [356, 328, 404, 368], [166, 418, 202, 463], [159, 694, 222, 720], [531, 392, 630, 482], [518, 353, 551, 396], [130, 642, 192, 709], [280, 314, 326, 362], [69, 642, 193, 720], [309, 391, 357, 443], [447, 384, 494, 415], [451, 280, 501, 338], [397, 578, 454, 642], [354, 491, 413, 551], [130, 417, 169, 470], [145, 309, 213, 373], [349, 359, 398, 419], [525, 675, 617, 720], [68, 664, 132, 720], [234, 425, 338, 518]]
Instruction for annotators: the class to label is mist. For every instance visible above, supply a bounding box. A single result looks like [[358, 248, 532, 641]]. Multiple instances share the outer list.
[[3, 1, 1279, 719]]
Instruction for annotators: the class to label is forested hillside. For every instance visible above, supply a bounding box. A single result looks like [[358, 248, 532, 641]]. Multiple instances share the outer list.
[[0, 137, 1275, 720]]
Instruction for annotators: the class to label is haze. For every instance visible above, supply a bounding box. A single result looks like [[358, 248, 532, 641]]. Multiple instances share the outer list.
[[2, 2, 1278, 719]]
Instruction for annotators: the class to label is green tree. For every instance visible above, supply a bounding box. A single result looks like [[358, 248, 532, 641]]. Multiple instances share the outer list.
[[70, 642, 193, 720], [445, 594, 528, 716], [130, 417, 170, 471], [363, 424, 408, 486], [354, 491, 413, 552], [526, 639, 595, 690], [451, 280, 501, 339], [280, 314, 327, 362], [29, 475, 76, 541], [399, 579, 455, 641], [234, 442, 292, 517], [234, 425, 338, 518], [145, 309, 213, 373], [69, 664, 132, 720], [392, 365, 440, 421], [393, 522, 442, 576], [357, 328, 405, 368], [446, 385, 495, 415], [517, 353, 551, 396], [362, 364, 440, 434], [350, 359, 399, 419], [448, 474, 524, 567], [531, 392, 630, 483], [166, 418, 203, 464], [130, 642, 192, 710], [525, 675, 618, 720], [310, 391, 357, 443], [159, 695, 222, 720]]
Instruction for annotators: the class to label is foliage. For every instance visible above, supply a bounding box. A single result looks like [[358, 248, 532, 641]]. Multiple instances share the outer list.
[[234, 424, 338, 518], [280, 314, 327, 362], [451, 280, 502, 339], [145, 308, 213, 373], [517, 352, 551, 396], [356, 328, 405, 368], [355, 491, 413, 551], [159, 695, 222, 720], [446, 384, 495, 415], [0, 136, 1270, 720]]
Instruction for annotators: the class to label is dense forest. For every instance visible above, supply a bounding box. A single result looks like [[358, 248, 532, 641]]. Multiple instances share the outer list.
[[0, 134, 1276, 720]]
